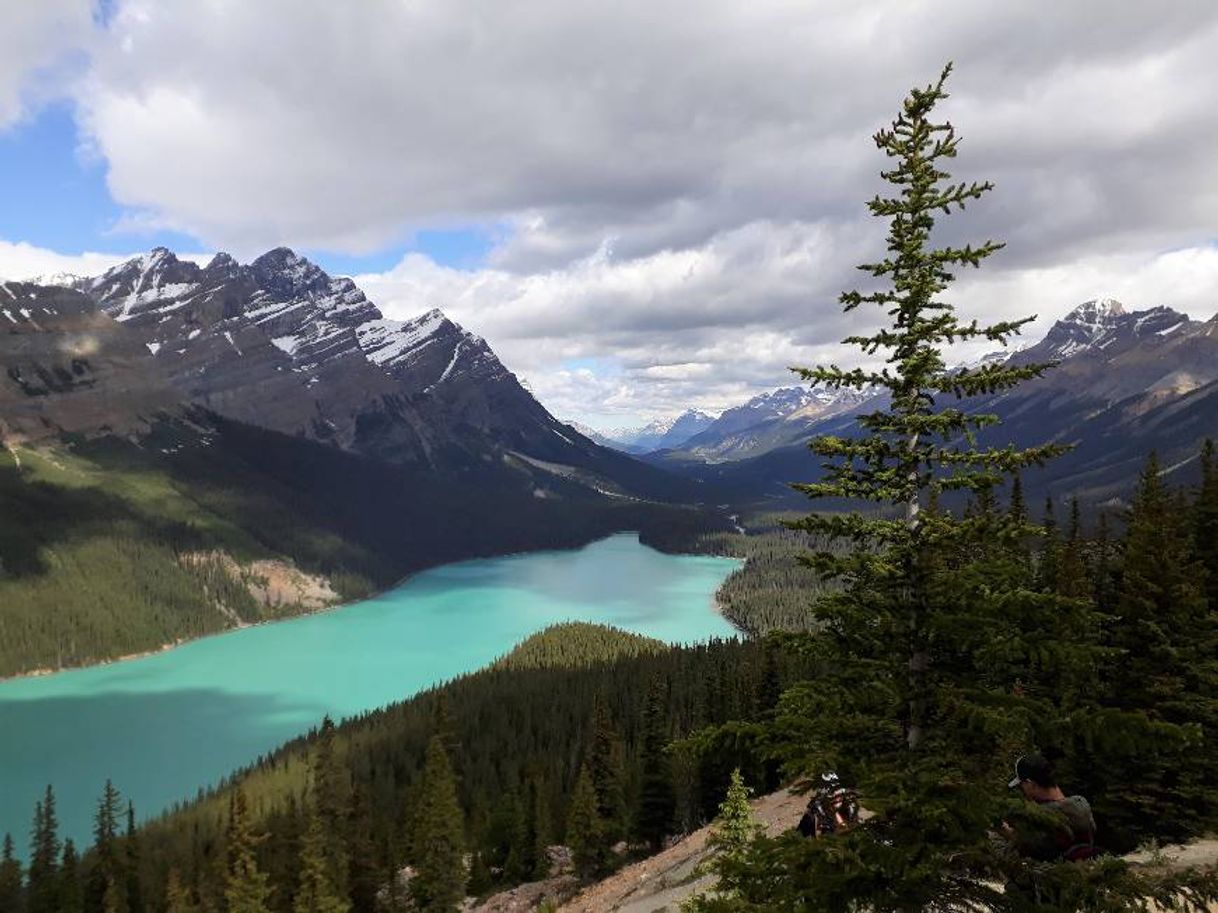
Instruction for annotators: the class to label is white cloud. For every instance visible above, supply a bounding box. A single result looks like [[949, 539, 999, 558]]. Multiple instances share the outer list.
[[358, 236, 1218, 426], [0, 1, 94, 128], [0, 240, 211, 283], [0, 240, 132, 282], [7, 1, 1218, 424]]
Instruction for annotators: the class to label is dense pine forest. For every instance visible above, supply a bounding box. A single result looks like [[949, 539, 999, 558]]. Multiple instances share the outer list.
[[3, 442, 1218, 911], [0, 625, 811, 913], [0, 413, 730, 678]]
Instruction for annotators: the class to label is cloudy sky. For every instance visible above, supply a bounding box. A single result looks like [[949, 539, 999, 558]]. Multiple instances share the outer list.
[[1, 1, 1217, 430]]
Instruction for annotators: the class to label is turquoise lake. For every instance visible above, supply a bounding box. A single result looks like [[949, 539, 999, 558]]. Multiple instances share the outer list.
[[0, 533, 740, 852]]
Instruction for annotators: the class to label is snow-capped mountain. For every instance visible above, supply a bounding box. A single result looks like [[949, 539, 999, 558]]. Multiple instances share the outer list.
[[612, 409, 717, 452], [36, 247, 674, 493], [669, 298, 1218, 504], [564, 420, 623, 449], [670, 385, 872, 462], [1024, 298, 1194, 365]]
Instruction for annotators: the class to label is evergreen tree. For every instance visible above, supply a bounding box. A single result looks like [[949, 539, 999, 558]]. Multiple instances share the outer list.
[[565, 764, 603, 881], [1195, 439, 1218, 610], [496, 792, 528, 885], [691, 65, 1210, 912], [87, 781, 124, 913], [346, 785, 380, 913], [409, 737, 466, 913], [0, 834, 23, 913], [311, 718, 351, 901], [586, 699, 628, 845], [27, 787, 59, 913], [1109, 454, 1209, 714], [1008, 474, 1027, 526], [706, 769, 762, 860], [1056, 498, 1090, 599], [526, 776, 553, 881], [291, 804, 349, 913], [1092, 510, 1119, 613], [162, 870, 199, 913], [59, 841, 83, 913], [635, 678, 675, 851], [224, 790, 272, 913], [1084, 452, 1218, 846], [123, 804, 143, 913], [1037, 496, 1062, 592]]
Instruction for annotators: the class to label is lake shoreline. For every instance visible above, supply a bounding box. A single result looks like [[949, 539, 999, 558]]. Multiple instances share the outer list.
[[0, 530, 747, 683], [1, 534, 741, 852]]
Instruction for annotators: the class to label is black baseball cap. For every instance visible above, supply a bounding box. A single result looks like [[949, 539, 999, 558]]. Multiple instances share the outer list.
[[1007, 753, 1055, 789]]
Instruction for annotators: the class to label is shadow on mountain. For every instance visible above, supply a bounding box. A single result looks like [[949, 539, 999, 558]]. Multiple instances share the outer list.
[[0, 463, 199, 579]]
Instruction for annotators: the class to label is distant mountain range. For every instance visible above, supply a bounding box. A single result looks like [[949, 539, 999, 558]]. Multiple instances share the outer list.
[[650, 298, 1218, 506], [6, 248, 1216, 515], [600, 410, 718, 453]]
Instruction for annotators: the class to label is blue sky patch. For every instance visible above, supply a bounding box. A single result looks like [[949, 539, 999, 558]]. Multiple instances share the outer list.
[[0, 102, 498, 277]]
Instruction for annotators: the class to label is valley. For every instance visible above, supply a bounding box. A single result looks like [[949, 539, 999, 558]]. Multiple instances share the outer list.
[[0, 535, 740, 857]]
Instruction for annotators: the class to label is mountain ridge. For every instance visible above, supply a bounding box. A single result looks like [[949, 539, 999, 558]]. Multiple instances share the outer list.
[[659, 297, 1218, 504]]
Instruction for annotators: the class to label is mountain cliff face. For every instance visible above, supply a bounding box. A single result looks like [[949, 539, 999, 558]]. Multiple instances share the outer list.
[[4, 247, 689, 502], [53, 247, 646, 478], [0, 280, 179, 441]]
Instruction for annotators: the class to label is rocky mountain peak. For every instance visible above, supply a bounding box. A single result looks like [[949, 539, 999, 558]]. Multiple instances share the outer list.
[[249, 247, 333, 297], [1033, 298, 1193, 361], [205, 251, 240, 275], [1062, 297, 1126, 327]]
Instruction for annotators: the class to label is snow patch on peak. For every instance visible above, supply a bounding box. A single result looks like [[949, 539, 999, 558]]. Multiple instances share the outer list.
[[357, 310, 450, 367], [23, 271, 84, 289], [1063, 298, 1126, 329]]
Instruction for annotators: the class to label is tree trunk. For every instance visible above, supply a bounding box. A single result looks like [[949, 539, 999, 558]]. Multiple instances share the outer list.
[[906, 432, 926, 750]]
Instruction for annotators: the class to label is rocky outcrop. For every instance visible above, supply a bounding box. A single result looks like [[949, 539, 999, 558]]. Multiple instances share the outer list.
[[0, 281, 178, 441]]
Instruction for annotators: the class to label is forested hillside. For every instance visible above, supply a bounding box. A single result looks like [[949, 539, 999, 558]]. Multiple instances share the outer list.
[[8, 441, 1218, 913], [0, 625, 816, 913], [0, 413, 730, 678]]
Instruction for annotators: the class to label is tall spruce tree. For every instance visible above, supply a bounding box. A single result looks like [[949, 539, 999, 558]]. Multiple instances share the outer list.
[[409, 736, 466, 913], [565, 764, 604, 881], [1056, 499, 1090, 599], [0, 834, 22, 913], [1037, 497, 1062, 593], [27, 787, 59, 913], [691, 65, 1217, 912], [1195, 439, 1218, 610], [59, 841, 83, 913], [224, 790, 272, 913], [1080, 451, 1218, 848], [87, 781, 125, 913], [635, 678, 676, 851], [586, 699, 628, 845], [292, 803, 350, 913], [311, 717, 351, 901], [345, 785, 380, 913], [526, 775, 553, 881], [123, 804, 142, 913]]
